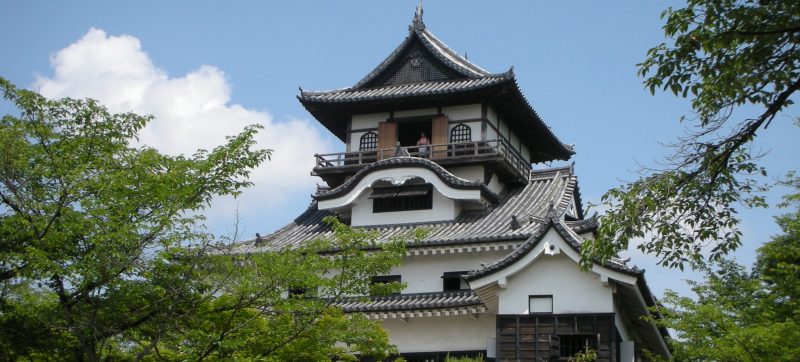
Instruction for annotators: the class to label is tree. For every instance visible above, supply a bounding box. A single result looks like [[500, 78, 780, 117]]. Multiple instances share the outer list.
[[142, 216, 415, 361], [648, 176, 800, 361], [0, 77, 411, 360], [580, 0, 800, 268]]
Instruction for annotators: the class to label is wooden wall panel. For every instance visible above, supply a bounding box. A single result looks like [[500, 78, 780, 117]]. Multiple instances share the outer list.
[[431, 115, 448, 159], [377, 122, 396, 160], [496, 314, 616, 362]]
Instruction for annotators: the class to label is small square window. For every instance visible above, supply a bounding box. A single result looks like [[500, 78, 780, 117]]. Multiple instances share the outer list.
[[529, 295, 553, 314], [442, 271, 468, 291], [370, 275, 402, 295]]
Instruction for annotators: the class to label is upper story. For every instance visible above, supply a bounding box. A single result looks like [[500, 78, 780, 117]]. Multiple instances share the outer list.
[[298, 8, 574, 191]]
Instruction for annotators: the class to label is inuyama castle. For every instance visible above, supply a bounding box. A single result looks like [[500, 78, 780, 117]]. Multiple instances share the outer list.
[[234, 7, 671, 362]]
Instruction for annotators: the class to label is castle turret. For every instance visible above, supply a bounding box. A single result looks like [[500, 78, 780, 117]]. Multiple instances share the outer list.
[[299, 8, 573, 191]]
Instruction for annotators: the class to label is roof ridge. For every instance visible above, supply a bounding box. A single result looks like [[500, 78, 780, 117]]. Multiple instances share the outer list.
[[530, 164, 573, 174], [416, 27, 491, 77], [348, 7, 493, 90], [466, 218, 643, 282], [302, 72, 513, 96]]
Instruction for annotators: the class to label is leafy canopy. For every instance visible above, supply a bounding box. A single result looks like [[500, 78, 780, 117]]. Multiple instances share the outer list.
[[0, 77, 413, 361], [581, 0, 800, 269], [648, 175, 800, 361]]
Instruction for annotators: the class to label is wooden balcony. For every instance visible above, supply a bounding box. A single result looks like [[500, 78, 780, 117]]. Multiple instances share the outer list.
[[313, 139, 531, 187]]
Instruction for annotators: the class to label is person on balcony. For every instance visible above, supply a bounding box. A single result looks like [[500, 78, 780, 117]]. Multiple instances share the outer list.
[[416, 131, 431, 158]]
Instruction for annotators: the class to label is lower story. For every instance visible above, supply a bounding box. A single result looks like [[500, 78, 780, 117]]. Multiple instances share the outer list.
[[368, 313, 649, 362]]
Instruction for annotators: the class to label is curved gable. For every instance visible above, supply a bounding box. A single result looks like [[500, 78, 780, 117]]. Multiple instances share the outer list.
[[466, 218, 641, 285], [314, 157, 498, 205]]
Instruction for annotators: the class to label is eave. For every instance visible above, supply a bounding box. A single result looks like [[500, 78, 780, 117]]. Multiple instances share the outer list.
[[299, 76, 574, 163]]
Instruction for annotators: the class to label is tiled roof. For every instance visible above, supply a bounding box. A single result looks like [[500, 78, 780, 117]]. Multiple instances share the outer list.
[[232, 165, 581, 253], [335, 290, 482, 313], [465, 217, 641, 282], [299, 74, 512, 103], [565, 215, 599, 234], [351, 13, 490, 90], [295, 11, 574, 163], [313, 157, 499, 204]]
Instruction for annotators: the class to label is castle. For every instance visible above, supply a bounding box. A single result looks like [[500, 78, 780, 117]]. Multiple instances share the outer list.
[[239, 7, 670, 362]]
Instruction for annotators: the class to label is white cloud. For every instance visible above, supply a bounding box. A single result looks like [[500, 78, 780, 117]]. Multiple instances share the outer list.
[[34, 28, 334, 230]]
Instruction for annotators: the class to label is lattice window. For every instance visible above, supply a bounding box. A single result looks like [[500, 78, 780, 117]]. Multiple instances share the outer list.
[[384, 50, 450, 86], [450, 123, 471, 143], [359, 131, 378, 151], [370, 184, 433, 213]]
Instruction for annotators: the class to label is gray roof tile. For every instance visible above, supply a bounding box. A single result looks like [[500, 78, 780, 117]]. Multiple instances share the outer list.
[[465, 217, 641, 282], [300, 74, 512, 103], [335, 290, 482, 313], [233, 165, 581, 253], [565, 215, 599, 234], [350, 16, 491, 90]]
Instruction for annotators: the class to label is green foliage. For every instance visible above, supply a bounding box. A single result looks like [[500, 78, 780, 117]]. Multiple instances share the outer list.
[[0, 77, 412, 360], [648, 175, 800, 361], [569, 347, 597, 362], [582, 0, 800, 269], [443, 354, 484, 362], [152, 216, 414, 361]]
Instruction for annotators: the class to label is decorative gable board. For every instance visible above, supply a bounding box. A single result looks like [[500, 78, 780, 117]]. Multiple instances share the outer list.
[[495, 228, 614, 314]]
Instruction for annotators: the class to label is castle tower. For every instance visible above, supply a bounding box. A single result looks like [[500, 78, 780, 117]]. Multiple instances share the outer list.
[[242, 7, 671, 361]]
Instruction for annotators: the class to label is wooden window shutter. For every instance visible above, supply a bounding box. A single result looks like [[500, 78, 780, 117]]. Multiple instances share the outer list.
[[431, 115, 449, 159], [377, 122, 396, 160]]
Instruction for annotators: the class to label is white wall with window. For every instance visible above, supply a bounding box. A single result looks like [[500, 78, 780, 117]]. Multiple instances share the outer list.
[[448, 122, 480, 143], [350, 186, 459, 226], [496, 252, 614, 314], [390, 251, 510, 294]]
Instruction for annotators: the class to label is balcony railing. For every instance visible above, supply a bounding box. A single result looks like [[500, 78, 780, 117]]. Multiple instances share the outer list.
[[313, 139, 531, 177]]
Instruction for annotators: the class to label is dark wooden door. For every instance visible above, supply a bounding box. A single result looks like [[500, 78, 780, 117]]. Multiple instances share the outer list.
[[377, 121, 397, 160], [431, 115, 448, 159]]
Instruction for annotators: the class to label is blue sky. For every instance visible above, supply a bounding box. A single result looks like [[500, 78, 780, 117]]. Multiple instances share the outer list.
[[2, 1, 798, 297]]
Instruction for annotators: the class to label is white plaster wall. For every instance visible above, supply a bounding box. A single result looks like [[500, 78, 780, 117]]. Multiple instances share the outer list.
[[487, 106, 498, 125], [511, 133, 520, 152], [351, 187, 457, 226], [395, 108, 438, 118], [499, 119, 509, 139], [486, 172, 504, 195], [351, 112, 389, 130], [442, 104, 481, 121], [450, 165, 484, 183], [486, 124, 497, 140], [382, 314, 495, 353], [496, 237, 614, 314], [392, 251, 509, 293], [447, 121, 481, 142]]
